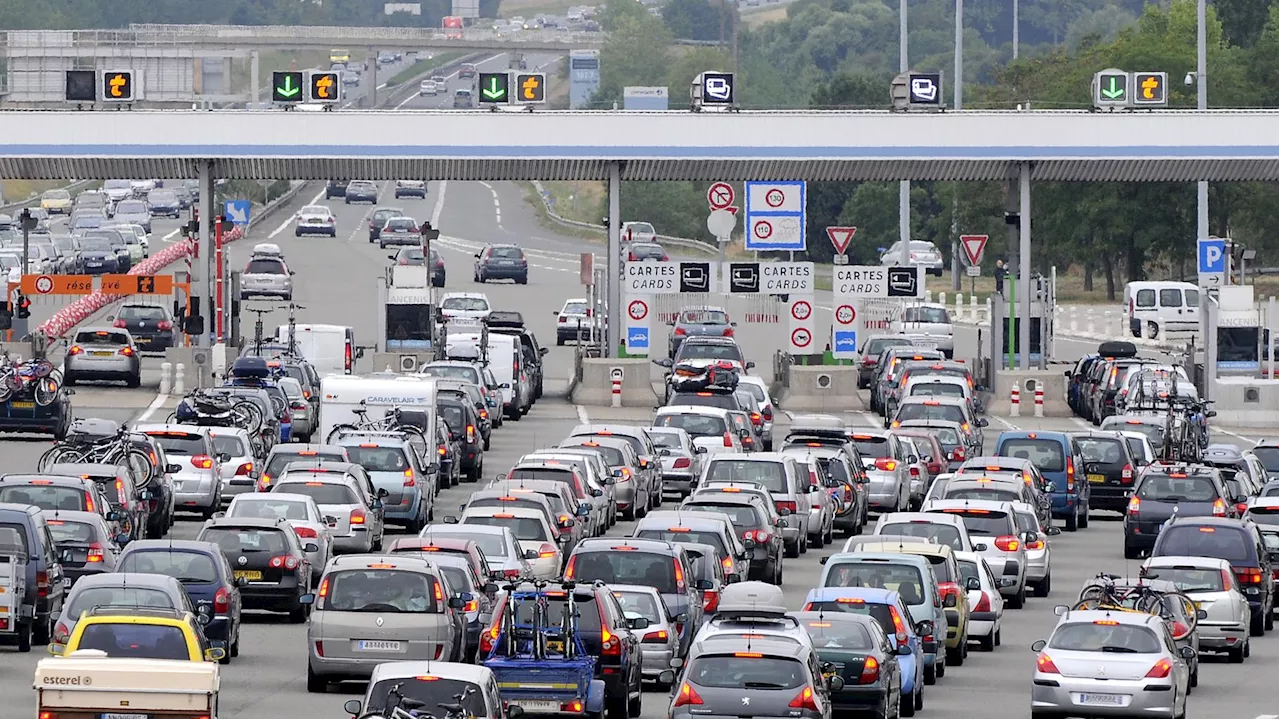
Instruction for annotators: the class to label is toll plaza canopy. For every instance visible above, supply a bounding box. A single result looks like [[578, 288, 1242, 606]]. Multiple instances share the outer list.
[[0, 109, 1274, 181]]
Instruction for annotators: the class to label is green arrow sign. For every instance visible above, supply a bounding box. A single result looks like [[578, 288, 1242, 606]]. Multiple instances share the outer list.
[[277, 76, 300, 97], [272, 71, 304, 102], [478, 72, 509, 103], [1101, 75, 1125, 99]]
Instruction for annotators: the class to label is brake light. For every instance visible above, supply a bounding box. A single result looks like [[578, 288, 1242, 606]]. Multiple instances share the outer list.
[[67, 345, 83, 356], [234, 462, 253, 476], [721, 556, 733, 572], [788, 686, 819, 711], [1065, 457, 1075, 490], [112, 318, 126, 328], [1236, 567, 1264, 585], [1170, 621, 1189, 638], [344, 341, 353, 372], [293, 526, 318, 539], [859, 656, 880, 684], [1236, 502, 1249, 516], [269, 555, 301, 570], [191, 454, 214, 470], [874, 458, 897, 472], [888, 605, 909, 644], [1145, 658, 1173, 679], [937, 582, 962, 612], [1121, 464, 1133, 484], [672, 457, 691, 469], [673, 557, 686, 593], [1128, 496, 1141, 515], [642, 630, 669, 643], [973, 591, 991, 613], [723, 327, 734, 337], [480, 599, 503, 653], [674, 327, 686, 336], [350, 508, 366, 525], [703, 588, 719, 612], [952, 447, 965, 461], [403, 469, 416, 487], [563, 556, 577, 579], [53, 621, 70, 645], [537, 543, 558, 559], [85, 494, 95, 513], [1036, 652, 1060, 674], [1025, 537, 1045, 550], [85, 543, 105, 563], [214, 586, 231, 613], [723, 432, 734, 447], [673, 683, 703, 707], [119, 346, 135, 357], [750, 412, 762, 426], [776, 500, 797, 514], [994, 535, 1020, 552], [909, 466, 920, 478], [601, 625, 621, 656], [1213, 498, 1227, 517]]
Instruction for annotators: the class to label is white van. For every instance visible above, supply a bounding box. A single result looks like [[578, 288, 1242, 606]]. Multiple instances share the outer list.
[[319, 374, 438, 442], [447, 330, 530, 421], [36, 651, 220, 718], [1125, 281, 1201, 340], [277, 323, 356, 375]]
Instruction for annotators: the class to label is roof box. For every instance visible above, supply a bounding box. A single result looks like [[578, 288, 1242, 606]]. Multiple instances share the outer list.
[[1097, 341, 1138, 359], [715, 581, 787, 616]]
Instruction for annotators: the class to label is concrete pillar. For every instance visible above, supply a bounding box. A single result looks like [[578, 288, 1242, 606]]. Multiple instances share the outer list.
[[250, 51, 260, 104], [605, 161, 622, 357], [1018, 161, 1031, 370]]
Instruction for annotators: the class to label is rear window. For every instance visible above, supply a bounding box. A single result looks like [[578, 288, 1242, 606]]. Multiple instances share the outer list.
[[45, 520, 97, 544], [423, 530, 507, 558], [1157, 525, 1253, 562], [706, 460, 787, 492], [228, 498, 310, 521], [75, 623, 191, 660], [211, 435, 247, 457], [144, 432, 205, 456], [74, 330, 129, 346], [265, 452, 344, 476], [902, 307, 949, 323], [438, 403, 466, 431], [999, 438, 1065, 473], [879, 521, 963, 550], [680, 309, 729, 325], [489, 246, 524, 259], [648, 432, 683, 449], [510, 467, 582, 487], [677, 343, 743, 363], [201, 527, 288, 554], [571, 550, 677, 593], [276, 481, 359, 505], [420, 365, 481, 383], [1253, 447, 1279, 473], [324, 569, 440, 613], [909, 383, 964, 399], [118, 550, 218, 583], [0, 484, 85, 511], [1124, 436, 1149, 459], [896, 403, 965, 424], [1154, 567, 1225, 593], [684, 503, 761, 529], [824, 562, 925, 602], [635, 529, 728, 557], [1078, 438, 1127, 465], [799, 619, 875, 650], [118, 305, 167, 321], [1245, 506, 1278, 525], [1137, 475, 1219, 502], [1048, 622, 1160, 653], [366, 678, 486, 717], [502, 593, 600, 632], [68, 586, 177, 619], [655, 413, 727, 438], [938, 510, 1011, 538], [463, 514, 548, 542], [689, 655, 806, 689], [613, 590, 662, 621], [944, 486, 1019, 503], [669, 393, 738, 411], [803, 600, 895, 637], [246, 259, 285, 274], [850, 436, 890, 459], [343, 445, 410, 473], [1135, 289, 1156, 307]]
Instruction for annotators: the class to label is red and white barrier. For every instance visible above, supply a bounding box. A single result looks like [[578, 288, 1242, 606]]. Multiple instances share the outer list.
[[1034, 384, 1045, 418], [36, 227, 244, 339], [1009, 384, 1021, 417]]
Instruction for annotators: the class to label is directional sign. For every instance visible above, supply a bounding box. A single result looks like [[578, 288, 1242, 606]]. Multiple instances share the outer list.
[[65, 70, 97, 102], [727, 263, 759, 293], [1093, 69, 1129, 108], [833, 265, 925, 299], [959, 234, 988, 267], [101, 274, 174, 295], [21, 274, 93, 296], [1197, 237, 1227, 289], [515, 73, 546, 103], [745, 181, 806, 252], [826, 226, 856, 255], [626, 326, 650, 354], [308, 71, 340, 103], [789, 295, 816, 354], [479, 73, 510, 103], [102, 71, 134, 102], [623, 261, 679, 294], [224, 200, 250, 226], [707, 182, 735, 210], [887, 267, 922, 298], [679, 262, 712, 293], [700, 72, 735, 105], [272, 71, 305, 103], [908, 73, 942, 105], [1132, 72, 1168, 107], [627, 299, 649, 322], [832, 302, 858, 360]]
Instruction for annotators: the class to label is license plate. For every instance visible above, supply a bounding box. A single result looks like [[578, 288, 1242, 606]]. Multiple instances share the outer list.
[[62, 577, 71, 589], [92, 351, 114, 357], [546, 639, 565, 653], [10, 401, 32, 409], [233, 570, 261, 581], [104, 714, 150, 719], [357, 640, 402, 651], [511, 700, 560, 713], [1078, 693, 1123, 706], [1088, 473, 1106, 484]]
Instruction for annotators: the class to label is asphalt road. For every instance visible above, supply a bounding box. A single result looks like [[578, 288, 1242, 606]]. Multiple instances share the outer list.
[[0, 51, 1274, 719]]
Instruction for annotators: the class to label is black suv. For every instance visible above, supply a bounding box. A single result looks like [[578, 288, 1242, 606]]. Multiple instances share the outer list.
[[437, 396, 484, 482], [1071, 430, 1140, 514], [324, 180, 349, 199], [196, 516, 315, 623], [1123, 464, 1234, 559]]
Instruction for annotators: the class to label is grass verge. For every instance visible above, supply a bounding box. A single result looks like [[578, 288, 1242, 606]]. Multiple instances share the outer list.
[[518, 182, 609, 243], [1, 180, 73, 204]]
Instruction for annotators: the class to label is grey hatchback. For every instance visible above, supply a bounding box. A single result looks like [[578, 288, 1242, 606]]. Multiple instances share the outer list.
[[665, 637, 837, 719], [668, 307, 735, 358]]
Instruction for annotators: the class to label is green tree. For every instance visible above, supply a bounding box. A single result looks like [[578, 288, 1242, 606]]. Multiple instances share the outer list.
[[662, 0, 724, 41]]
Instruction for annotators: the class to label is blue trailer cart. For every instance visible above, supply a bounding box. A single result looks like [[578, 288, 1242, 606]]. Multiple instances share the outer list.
[[484, 581, 606, 719]]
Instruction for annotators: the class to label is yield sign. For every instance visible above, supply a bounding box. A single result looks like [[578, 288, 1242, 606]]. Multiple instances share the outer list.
[[826, 226, 856, 254], [960, 234, 989, 266]]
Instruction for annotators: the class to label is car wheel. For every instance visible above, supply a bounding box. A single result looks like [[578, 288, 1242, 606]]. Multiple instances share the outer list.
[[306, 665, 328, 693], [126, 372, 141, 389], [16, 621, 31, 653], [1078, 503, 1090, 529], [1064, 509, 1079, 532], [945, 644, 963, 666], [1009, 585, 1025, 609], [294, 229, 301, 237], [922, 660, 936, 685], [33, 615, 52, 645], [1034, 574, 1051, 597], [899, 689, 915, 717], [785, 539, 800, 559]]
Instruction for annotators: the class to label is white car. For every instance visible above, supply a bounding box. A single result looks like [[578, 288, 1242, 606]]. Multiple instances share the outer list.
[[439, 292, 492, 322], [206, 426, 258, 503], [890, 303, 955, 358], [133, 424, 224, 518], [419, 79, 440, 96], [954, 550, 1004, 651], [553, 297, 603, 346], [621, 221, 656, 243], [295, 205, 337, 237], [458, 506, 561, 580], [653, 406, 744, 456], [224, 492, 334, 581], [273, 471, 385, 555], [129, 179, 157, 197], [880, 240, 944, 276]]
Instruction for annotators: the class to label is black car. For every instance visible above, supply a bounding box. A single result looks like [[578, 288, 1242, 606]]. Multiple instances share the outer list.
[[196, 516, 314, 623], [437, 418, 462, 488], [113, 303, 177, 351], [344, 180, 379, 205], [146, 190, 182, 218], [390, 246, 447, 287], [681, 495, 784, 584], [438, 397, 484, 482], [1152, 515, 1276, 635], [368, 207, 405, 242], [1123, 464, 1234, 559], [1071, 430, 1139, 514], [324, 179, 349, 199], [173, 187, 194, 209], [473, 244, 528, 284]]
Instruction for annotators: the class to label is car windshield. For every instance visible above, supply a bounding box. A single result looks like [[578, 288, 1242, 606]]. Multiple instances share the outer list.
[[366, 679, 486, 717], [677, 343, 743, 362], [631, 243, 664, 258], [681, 309, 729, 325], [442, 297, 489, 311], [343, 445, 410, 473], [706, 460, 787, 492], [688, 655, 805, 689], [264, 452, 344, 476], [143, 432, 203, 456], [1137, 476, 1218, 502], [277, 481, 359, 505], [148, 191, 176, 203], [74, 216, 103, 228], [75, 623, 191, 660], [613, 590, 663, 621], [0, 485, 85, 511], [423, 530, 508, 557], [824, 561, 925, 600], [325, 569, 439, 613], [999, 439, 1065, 473], [79, 238, 112, 252], [1253, 446, 1279, 473], [683, 503, 760, 529], [247, 259, 285, 274], [896, 403, 965, 424], [572, 551, 678, 593], [902, 307, 949, 323], [104, 180, 131, 189], [655, 414, 727, 438], [1153, 567, 1224, 593], [420, 365, 481, 382], [68, 586, 177, 619], [1078, 438, 1127, 465], [118, 550, 218, 583], [45, 520, 97, 544], [1048, 623, 1160, 653], [1157, 526, 1252, 562], [228, 498, 310, 521], [463, 515, 548, 542], [562, 302, 588, 315], [879, 521, 963, 550]]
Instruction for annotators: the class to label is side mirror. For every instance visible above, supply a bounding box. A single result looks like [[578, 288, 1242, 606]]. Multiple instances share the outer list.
[[658, 669, 676, 685], [965, 576, 981, 591], [943, 594, 957, 608], [695, 446, 707, 454], [577, 503, 593, 516], [694, 579, 714, 591], [443, 515, 459, 524], [826, 675, 845, 692], [559, 518, 575, 529], [447, 596, 466, 610], [612, 468, 625, 478], [166, 463, 182, 474], [1031, 639, 1047, 652], [204, 647, 227, 662], [627, 615, 650, 630], [1023, 531, 1037, 543], [977, 418, 989, 428], [726, 573, 740, 583], [777, 508, 791, 517], [1206, 410, 1217, 418], [508, 706, 525, 719], [377, 488, 390, 498], [590, 488, 604, 497], [344, 700, 363, 716], [298, 593, 315, 605], [656, 358, 674, 369], [1053, 605, 1069, 616], [217, 453, 232, 463], [807, 484, 819, 493], [906, 455, 918, 465], [897, 642, 913, 656], [669, 657, 685, 669], [745, 361, 756, 370], [973, 543, 988, 552], [115, 533, 131, 546], [303, 542, 320, 553], [106, 511, 121, 521], [742, 538, 757, 549], [1196, 609, 1208, 620], [324, 515, 338, 526], [524, 549, 540, 560], [47, 643, 64, 656], [483, 582, 499, 593], [659, 448, 671, 456], [915, 620, 933, 636], [1179, 645, 1196, 660], [1044, 526, 1062, 536]]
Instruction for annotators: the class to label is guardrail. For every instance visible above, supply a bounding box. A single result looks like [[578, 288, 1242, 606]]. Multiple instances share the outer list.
[[112, 24, 605, 46], [530, 181, 718, 257]]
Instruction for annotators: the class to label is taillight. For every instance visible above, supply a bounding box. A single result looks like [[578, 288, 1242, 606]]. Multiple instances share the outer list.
[[118, 346, 135, 357], [723, 432, 734, 447], [601, 626, 621, 656], [537, 543, 557, 559], [674, 327, 687, 336], [1170, 621, 1190, 638], [191, 454, 214, 470], [642, 629, 669, 643], [702, 589, 719, 612], [67, 345, 83, 356], [464, 599, 479, 612], [951, 447, 965, 461], [1127, 496, 1141, 515], [563, 556, 577, 579], [749, 412, 762, 426], [1025, 537, 1045, 550], [788, 686, 819, 711], [466, 425, 476, 444], [36, 570, 49, 597], [1121, 464, 1134, 484], [85, 543, 105, 563], [1235, 502, 1249, 516], [909, 466, 920, 478], [318, 577, 330, 598], [874, 458, 897, 472], [627, 252, 637, 261], [1212, 499, 1227, 517], [673, 683, 703, 707], [480, 597, 503, 653], [1065, 458, 1075, 490], [973, 591, 991, 613], [888, 605, 909, 644], [269, 555, 301, 570], [672, 557, 686, 593], [234, 462, 253, 476], [859, 656, 880, 684], [776, 500, 797, 514], [721, 556, 733, 573], [258, 474, 272, 490], [1036, 652, 1060, 674], [762, 406, 772, 420], [157, 320, 173, 330], [53, 622, 70, 645], [673, 457, 691, 469], [403, 469, 416, 487], [1236, 567, 1264, 585], [350, 508, 367, 525], [344, 341, 353, 371], [293, 526, 318, 539], [723, 327, 734, 337], [993, 535, 1020, 552], [112, 318, 126, 328], [214, 587, 231, 613], [1145, 658, 1173, 679]]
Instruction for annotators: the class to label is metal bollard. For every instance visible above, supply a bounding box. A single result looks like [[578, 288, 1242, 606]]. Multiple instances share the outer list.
[[955, 293, 965, 321], [1034, 383, 1045, 418], [159, 362, 172, 395], [1086, 309, 1096, 336], [174, 363, 186, 396], [611, 375, 622, 408], [1010, 384, 1021, 417]]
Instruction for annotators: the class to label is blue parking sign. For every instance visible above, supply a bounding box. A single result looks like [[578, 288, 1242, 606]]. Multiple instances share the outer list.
[[626, 326, 649, 354], [832, 330, 858, 359], [1197, 237, 1226, 288]]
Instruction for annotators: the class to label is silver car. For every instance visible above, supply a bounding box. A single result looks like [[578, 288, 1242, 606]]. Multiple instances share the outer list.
[[517, 450, 616, 532], [133, 424, 223, 517], [111, 199, 152, 233], [1008, 501, 1061, 598], [847, 430, 912, 514], [64, 327, 142, 387], [667, 306, 734, 358], [788, 453, 835, 547], [1031, 608, 1194, 718], [921, 499, 1029, 606], [241, 253, 293, 300], [278, 377, 315, 442], [612, 583, 682, 681], [304, 554, 467, 691], [890, 303, 954, 358], [558, 436, 649, 521], [224, 492, 334, 581], [419, 524, 530, 581], [1143, 555, 1252, 661], [294, 204, 338, 237], [699, 454, 811, 558], [647, 427, 704, 498], [736, 375, 776, 450], [207, 427, 258, 503], [273, 468, 386, 554], [102, 179, 132, 203], [880, 240, 944, 276]]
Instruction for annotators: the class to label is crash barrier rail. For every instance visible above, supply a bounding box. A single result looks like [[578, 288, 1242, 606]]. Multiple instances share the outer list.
[[530, 181, 718, 258], [113, 24, 605, 46]]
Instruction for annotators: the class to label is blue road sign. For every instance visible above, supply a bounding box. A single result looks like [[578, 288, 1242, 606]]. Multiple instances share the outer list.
[[626, 326, 649, 350], [224, 199, 251, 225], [1197, 237, 1226, 288], [833, 330, 858, 359], [745, 181, 806, 252]]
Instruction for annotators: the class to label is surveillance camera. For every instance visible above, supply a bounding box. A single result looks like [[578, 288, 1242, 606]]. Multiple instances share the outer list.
[[1184, 72, 1195, 86]]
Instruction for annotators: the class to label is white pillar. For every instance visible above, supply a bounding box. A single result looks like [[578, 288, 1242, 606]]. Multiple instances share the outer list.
[[174, 363, 186, 395], [159, 362, 172, 395]]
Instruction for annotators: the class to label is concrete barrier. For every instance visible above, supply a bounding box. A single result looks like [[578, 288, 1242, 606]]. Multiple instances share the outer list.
[[570, 359, 660, 407], [1213, 378, 1279, 429], [986, 370, 1070, 417], [780, 366, 863, 413]]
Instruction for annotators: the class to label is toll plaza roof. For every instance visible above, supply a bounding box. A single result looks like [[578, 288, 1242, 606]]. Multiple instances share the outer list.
[[0, 109, 1274, 182]]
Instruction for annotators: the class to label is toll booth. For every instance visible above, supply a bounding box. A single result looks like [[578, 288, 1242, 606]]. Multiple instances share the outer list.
[[988, 273, 1056, 371], [374, 265, 434, 373]]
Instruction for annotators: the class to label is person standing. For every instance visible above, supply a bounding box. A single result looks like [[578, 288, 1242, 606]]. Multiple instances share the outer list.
[[994, 260, 1008, 296]]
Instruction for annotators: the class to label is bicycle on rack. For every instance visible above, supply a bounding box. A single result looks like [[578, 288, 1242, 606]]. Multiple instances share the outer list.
[[354, 682, 478, 719], [167, 389, 266, 434], [0, 350, 62, 406], [325, 399, 428, 445], [38, 425, 156, 482], [1074, 571, 1199, 634]]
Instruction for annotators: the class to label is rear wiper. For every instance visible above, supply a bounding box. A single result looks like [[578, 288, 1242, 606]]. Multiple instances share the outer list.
[[1099, 645, 1138, 653], [743, 681, 788, 689]]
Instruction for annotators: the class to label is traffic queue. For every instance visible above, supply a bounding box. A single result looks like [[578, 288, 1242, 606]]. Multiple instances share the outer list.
[[3, 292, 1277, 719]]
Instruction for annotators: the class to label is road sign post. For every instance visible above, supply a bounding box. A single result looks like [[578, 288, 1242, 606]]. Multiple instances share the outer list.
[[832, 302, 858, 359], [788, 295, 816, 355], [745, 182, 806, 252], [1198, 237, 1227, 289], [624, 296, 650, 357]]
